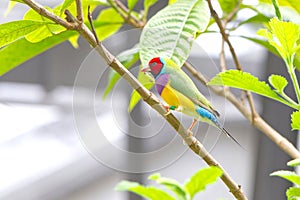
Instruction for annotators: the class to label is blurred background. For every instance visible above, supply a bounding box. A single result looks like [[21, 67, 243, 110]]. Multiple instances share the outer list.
[[0, 0, 298, 199]]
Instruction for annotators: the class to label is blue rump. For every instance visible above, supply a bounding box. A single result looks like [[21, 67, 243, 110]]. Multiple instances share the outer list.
[[196, 106, 218, 124]]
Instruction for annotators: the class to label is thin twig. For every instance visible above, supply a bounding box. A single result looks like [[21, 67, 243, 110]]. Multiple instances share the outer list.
[[22, 1, 248, 199], [88, 6, 100, 45], [76, 0, 83, 22], [206, 0, 258, 123], [108, 0, 144, 28], [206, 0, 241, 71], [246, 91, 259, 122], [114, 0, 145, 27], [220, 39, 227, 72]]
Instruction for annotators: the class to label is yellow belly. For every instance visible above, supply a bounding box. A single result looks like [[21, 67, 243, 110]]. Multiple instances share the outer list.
[[161, 85, 196, 113]]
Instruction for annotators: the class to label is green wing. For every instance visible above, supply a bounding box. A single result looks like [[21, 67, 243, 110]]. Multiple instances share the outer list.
[[164, 58, 220, 116]]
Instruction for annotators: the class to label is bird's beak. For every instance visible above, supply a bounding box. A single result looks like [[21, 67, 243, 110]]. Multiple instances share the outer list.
[[141, 66, 150, 73]]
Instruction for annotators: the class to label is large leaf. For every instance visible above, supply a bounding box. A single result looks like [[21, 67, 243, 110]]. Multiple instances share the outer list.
[[271, 170, 300, 185], [0, 30, 77, 76], [287, 187, 300, 200], [291, 111, 300, 130], [0, 20, 50, 48], [24, 8, 66, 43], [115, 181, 176, 200], [139, 0, 210, 67], [184, 166, 223, 199], [149, 173, 187, 200], [208, 70, 298, 109]]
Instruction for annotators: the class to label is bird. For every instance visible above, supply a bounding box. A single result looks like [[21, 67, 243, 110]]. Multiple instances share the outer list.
[[141, 57, 241, 147]]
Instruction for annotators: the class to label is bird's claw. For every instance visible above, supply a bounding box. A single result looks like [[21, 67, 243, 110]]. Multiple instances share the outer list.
[[163, 105, 171, 116]]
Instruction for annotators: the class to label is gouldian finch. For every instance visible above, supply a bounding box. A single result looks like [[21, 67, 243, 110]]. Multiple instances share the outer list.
[[141, 57, 241, 146]]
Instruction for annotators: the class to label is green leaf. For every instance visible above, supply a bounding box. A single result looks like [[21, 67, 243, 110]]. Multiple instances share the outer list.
[[24, 8, 66, 43], [184, 166, 223, 198], [10, 0, 24, 3], [271, 170, 300, 185], [0, 30, 77, 76], [247, 2, 300, 26], [149, 173, 187, 200], [268, 74, 288, 93], [0, 20, 50, 48], [144, 0, 158, 11], [103, 45, 140, 99], [240, 36, 279, 55], [218, 0, 239, 16], [295, 50, 300, 71], [257, 18, 300, 63], [240, 35, 300, 71], [208, 70, 299, 109], [95, 8, 124, 41], [60, 0, 75, 16], [287, 158, 300, 167], [168, 0, 177, 4], [128, 72, 154, 112], [237, 14, 270, 27], [128, 0, 139, 11], [4, 1, 17, 17], [259, 0, 300, 14], [291, 111, 300, 130], [68, 34, 80, 48], [140, 0, 210, 68], [115, 181, 176, 200], [287, 187, 300, 200]]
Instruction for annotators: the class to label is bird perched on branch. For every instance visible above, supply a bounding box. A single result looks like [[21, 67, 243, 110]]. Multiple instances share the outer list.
[[141, 57, 241, 147]]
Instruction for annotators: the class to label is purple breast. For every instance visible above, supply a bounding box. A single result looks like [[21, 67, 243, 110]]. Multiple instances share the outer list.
[[155, 74, 169, 95]]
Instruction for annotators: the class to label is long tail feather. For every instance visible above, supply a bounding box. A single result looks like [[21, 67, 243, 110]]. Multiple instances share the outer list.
[[221, 127, 245, 149]]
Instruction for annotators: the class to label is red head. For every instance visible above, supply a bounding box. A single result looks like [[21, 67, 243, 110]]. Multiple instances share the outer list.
[[141, 57, 165, 78]]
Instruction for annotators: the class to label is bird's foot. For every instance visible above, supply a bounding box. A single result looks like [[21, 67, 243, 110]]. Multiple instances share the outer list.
[[188, 119, 198, 132], [163, 105, 177, 116], [163, 105, 171, 116]]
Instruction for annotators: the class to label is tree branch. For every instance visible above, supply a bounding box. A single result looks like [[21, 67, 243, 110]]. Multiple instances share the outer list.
[[22, 0, 74, 29], [22, 0, 248, 199]]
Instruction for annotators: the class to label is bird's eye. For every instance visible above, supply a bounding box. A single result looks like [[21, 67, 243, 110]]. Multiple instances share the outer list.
[[150, 62, 157, 67]]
